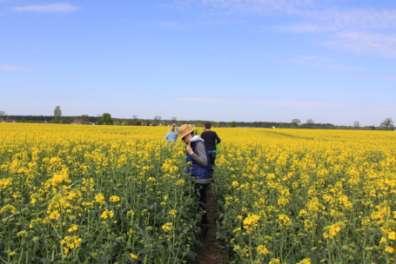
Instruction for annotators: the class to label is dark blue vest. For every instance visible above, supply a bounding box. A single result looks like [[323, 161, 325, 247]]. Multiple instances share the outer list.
[[186, 140, 211, 180]]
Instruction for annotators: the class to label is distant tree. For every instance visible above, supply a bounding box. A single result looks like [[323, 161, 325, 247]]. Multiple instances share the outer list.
[[306, 119, 315, 125], [131, 115, 143, 126], [353, 121, 360, 128], [53, 106, 62, 123], [80, 115, 91, 124], [98, 113, 113, 125], [0, 111, 5, 121], [380, 118, 394, 130], [291, 119, 301, 126], [153, 116, 162, 126], [73, 115, 91, 124]]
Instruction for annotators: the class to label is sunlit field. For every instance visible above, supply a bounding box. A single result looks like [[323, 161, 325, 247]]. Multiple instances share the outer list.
[[0, 123, 395, 263]]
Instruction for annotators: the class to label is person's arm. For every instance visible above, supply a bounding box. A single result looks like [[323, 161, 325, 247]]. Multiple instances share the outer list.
[[189, 142, 208, 167], [215, 132, 221, 144]]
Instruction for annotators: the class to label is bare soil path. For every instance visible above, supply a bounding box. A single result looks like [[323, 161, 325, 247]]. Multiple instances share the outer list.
[[196, 186, 228, 264]]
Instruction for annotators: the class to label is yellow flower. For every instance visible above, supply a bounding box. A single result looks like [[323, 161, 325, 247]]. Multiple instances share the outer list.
[[0, 204, 17, 215], [231, 181, 240, 188], [175, 179, 185, 186], [269, 258, 281, 264], [109, 195, 121, 203], [60, 235, 81, 255], [168, 209, 177, 217], [256, 244, 270, 256], [306, 197, 323, 213], [95, 193, 105, 205], [129, 253, 139, 261], [100, 210, 114, 220], [297, 258, 311, 264], [388, 231, 396, 241], [161, 159, 178, 174], [161, 222, 173, 233], [243, 214, 260, 232], [67, 224, 79, 233], [277, 214, 292, 226], [0, 178, 12, 189], [384, 246, 395, 254], [49, 168, 70, 187], [323, 222, 344, 239], [277, 197, 289, 207], [48, 210, 60, 221]]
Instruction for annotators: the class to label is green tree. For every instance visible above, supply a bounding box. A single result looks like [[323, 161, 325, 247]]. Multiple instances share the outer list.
[[380, 118, 394, 130], [0, 111, 5, 121], [98, 113, 113, 125], [306, 119, 314, 125], [291, 119, 301, 126], [54, 106, 62, 123]]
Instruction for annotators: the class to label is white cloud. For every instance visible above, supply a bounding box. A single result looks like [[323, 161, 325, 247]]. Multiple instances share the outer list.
[[14, 3, 78, 13], [198, 0, 315, 13], [281, 9, 396, 33], [191, 1, 396, 58]]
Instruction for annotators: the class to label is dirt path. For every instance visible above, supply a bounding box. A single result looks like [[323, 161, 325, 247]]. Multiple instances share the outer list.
[[196, 186, 228, 264]]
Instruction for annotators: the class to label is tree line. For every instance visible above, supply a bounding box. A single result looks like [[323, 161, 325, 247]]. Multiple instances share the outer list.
[[0, 108, 394, 130]]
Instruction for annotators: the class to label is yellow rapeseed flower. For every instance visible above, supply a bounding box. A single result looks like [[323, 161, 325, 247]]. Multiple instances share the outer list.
[[323, 222, 344, 239], [297, 258, 311, 264], [384, 246, 395, 254], [161, 222, 173, 233], [256, 244, 270, 256], [0, 178, 12, 189], [60, 235, 81, 255], [48, 210, 60, 221], [95, 193, 105, 205], [168, 209, 177, 217], [109, 195, 121, 203], [277, 214, 292, 226], [100, 210, 114, 220], [129, 253, 139, 261], [67, 224, 79, 233], [243, 214, 260, 232]]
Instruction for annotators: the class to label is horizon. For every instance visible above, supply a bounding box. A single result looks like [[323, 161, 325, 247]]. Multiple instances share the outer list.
[[1, 1, 395, 126], [1, 112, 389, 127]]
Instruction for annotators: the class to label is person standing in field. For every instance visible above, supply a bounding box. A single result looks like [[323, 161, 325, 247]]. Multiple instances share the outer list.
[[165, 123, 178, 142], [201, 122, 221, 176], [178, 124, 211, 228]]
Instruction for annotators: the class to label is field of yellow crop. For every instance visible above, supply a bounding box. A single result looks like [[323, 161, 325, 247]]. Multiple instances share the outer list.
[[215, 128, 396, 264], [0, 123, 395, 263], [0, 124, 197, 263]]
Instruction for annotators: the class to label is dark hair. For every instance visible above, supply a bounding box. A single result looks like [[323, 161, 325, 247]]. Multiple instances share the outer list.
[[204, 122, 212, 129]]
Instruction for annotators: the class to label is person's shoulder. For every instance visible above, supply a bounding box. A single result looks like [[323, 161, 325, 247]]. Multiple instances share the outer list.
[[201, 131, 209, 136], [202, 130, 215, 135]]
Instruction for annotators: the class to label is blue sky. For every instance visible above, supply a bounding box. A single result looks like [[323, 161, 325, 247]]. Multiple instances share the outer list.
[[0, 0, 395, 125]]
